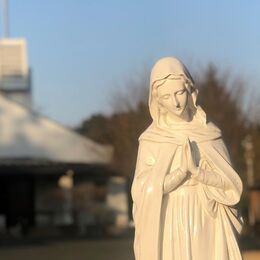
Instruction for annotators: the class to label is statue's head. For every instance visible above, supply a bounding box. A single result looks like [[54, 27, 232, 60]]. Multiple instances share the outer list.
[[156, 77, 192, 120], [149, 57, 199, 125]]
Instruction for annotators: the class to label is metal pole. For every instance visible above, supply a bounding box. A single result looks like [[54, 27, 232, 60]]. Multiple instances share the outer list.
[[242, 135, 255, 226], [242, 135, 255, 187], [1, 0, 9, 38]]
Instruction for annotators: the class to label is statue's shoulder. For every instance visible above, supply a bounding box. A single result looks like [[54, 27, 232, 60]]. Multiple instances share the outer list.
[[198, 120, 225, 148], [206, 121, 222, 134], [138, 123, 155, 142], [137, 124, 162, 156], [199, 123, 232, 162]]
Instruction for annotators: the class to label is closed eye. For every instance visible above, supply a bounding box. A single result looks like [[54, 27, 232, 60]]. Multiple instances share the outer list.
[[162, 94, 170, 99], [176, 89, 185, 95]]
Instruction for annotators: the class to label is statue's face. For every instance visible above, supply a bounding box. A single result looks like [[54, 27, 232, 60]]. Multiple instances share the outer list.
[[157, 79, 188, 117]]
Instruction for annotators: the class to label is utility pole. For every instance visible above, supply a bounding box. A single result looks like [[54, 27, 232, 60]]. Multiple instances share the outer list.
[[1, 0, 9, 38], [242, 134, 255, 226], [242, 135, 255, 188]]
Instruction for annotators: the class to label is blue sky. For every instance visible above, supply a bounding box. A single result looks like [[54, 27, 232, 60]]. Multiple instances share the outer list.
[[2, 0, 260, 127]]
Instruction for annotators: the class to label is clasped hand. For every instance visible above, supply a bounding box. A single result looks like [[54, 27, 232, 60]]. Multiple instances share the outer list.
[[179, 138, 200, 179], [163, 139, 200, 194]]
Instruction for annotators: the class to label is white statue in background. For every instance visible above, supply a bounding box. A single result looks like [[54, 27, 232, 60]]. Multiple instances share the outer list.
[[131, 57, 243, 260]]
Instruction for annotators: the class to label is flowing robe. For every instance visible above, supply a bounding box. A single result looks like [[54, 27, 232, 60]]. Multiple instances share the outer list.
[[131, 57, 243, 260], [131, 129, 243, 260]]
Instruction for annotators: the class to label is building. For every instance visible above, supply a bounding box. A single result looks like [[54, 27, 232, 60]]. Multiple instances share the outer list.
[[0, 38, 128, 236], [0, 39, 32, 108]]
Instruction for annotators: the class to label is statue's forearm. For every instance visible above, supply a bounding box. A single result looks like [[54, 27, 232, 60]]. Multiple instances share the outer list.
[[163, 169, 187, 194], [195, 169, 226, 189]]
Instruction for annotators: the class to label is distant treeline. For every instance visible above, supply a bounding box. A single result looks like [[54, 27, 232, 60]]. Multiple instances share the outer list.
[[75, 65, 260, 194]]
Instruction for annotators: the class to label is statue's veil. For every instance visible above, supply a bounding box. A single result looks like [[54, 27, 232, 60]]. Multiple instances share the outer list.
[[149, 57, 207, 127]]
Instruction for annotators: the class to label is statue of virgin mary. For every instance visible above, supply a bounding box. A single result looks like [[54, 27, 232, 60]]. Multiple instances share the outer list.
[[131, 57, 243, 260]]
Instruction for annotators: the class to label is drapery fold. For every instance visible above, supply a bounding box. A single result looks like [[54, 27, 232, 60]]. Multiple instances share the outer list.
[[132, 137, 243, 260]]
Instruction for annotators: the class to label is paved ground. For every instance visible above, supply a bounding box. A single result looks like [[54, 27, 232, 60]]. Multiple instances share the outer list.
[[243, 251, 260, 260], [0, 238, 134, 260], [0, 238, 259, 260]]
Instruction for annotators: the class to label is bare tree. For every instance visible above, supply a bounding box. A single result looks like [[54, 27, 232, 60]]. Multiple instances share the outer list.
[[76, 64, 259, 184]]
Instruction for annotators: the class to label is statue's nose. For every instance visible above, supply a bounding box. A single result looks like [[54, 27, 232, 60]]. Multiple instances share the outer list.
[[172, 94, 180, 107]]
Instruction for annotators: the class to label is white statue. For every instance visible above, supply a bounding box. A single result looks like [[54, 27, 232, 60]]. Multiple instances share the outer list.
[[131, 57, 243, 260]]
